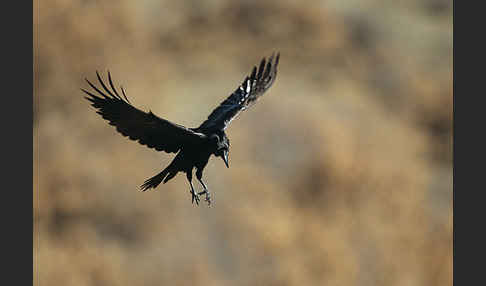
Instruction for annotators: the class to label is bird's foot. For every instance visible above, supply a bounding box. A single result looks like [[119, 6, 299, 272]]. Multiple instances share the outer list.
[[190, 189, 200, 206], [198, 190, 212, 206]]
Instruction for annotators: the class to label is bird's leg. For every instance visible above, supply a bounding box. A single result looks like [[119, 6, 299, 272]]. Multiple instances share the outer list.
[[196, 170, 211, 206], [190, 181, 200, 206], [187, 172, 200, 206], [197, 179, 211, 206]]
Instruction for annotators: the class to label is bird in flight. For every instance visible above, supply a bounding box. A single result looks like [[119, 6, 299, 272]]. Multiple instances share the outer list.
[[82, 52, 280, 206]]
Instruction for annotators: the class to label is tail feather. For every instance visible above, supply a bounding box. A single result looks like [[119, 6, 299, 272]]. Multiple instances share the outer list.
[[140, 168, 170, 191]]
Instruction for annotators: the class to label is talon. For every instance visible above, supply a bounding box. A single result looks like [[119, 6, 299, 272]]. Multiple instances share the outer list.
[[196, 178, 211, 206], [193, 194, 200, 205], [204, 192, 211, 206], [190, 189, 200, 205]]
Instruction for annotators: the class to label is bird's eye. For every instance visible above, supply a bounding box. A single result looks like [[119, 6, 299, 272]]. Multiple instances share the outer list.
[[210, 134, 219, 143]]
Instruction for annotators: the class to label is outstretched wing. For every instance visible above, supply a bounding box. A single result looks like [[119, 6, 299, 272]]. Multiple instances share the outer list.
[[82, 71, 206, 153], [198, 52, 280, 132]]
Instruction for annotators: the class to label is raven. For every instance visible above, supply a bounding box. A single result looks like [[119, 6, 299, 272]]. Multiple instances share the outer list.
[[82, 53, 280, 206]]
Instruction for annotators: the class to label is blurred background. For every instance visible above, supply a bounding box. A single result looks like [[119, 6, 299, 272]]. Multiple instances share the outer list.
[[34, 0, 452, 285]]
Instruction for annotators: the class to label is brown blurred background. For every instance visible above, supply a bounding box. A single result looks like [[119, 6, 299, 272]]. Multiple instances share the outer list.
[[34, 0, 452, 285]]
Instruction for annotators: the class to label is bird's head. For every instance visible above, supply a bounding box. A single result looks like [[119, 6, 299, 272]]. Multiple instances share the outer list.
[[210, 134, 230, 168]]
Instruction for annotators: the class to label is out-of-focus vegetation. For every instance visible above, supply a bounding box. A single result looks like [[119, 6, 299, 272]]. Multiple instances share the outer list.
[[34, 0, 452, 285]]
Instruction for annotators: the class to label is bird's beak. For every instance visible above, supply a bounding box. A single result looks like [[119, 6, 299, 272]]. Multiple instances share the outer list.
[[222, 150, 229, 168]]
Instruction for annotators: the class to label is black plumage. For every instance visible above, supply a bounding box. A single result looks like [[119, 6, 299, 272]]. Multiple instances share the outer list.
[[82, 53, 280, 206]]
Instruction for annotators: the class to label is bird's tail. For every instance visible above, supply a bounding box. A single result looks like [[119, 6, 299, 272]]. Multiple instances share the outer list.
[[140, 167, 172, 192]]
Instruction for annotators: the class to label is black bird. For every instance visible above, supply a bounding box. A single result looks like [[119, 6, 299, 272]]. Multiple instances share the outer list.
[[82, 53, 280, 206]]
